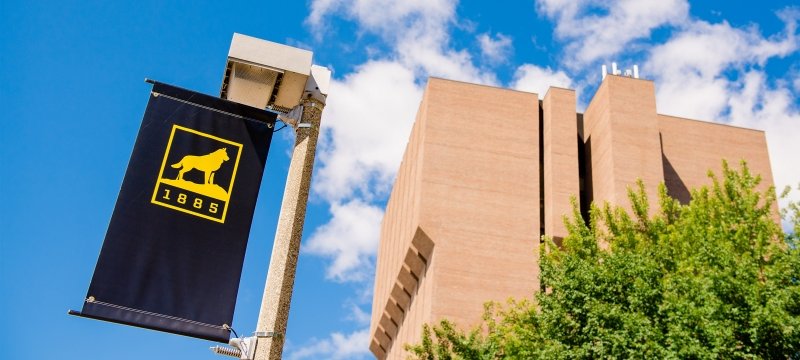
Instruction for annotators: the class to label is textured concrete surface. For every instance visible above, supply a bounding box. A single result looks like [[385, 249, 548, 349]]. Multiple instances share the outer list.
[[253, 97, 324, 360]]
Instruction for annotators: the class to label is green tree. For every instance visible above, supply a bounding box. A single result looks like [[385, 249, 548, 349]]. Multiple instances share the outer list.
[[407, 161, 800, 359]]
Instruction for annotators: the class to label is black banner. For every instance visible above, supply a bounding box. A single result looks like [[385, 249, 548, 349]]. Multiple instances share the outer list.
[[73, 82, 276, 342]]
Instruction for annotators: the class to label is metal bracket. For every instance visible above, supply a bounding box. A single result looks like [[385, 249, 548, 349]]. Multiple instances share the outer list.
[[276, 104, 303, 128], [255, 331, 282, 338]]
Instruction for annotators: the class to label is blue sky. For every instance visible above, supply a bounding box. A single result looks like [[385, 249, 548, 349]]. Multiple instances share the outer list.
[[2, 1, 799, 359]]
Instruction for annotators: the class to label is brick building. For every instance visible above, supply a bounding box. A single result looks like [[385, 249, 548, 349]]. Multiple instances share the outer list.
[[368, 74, 775, 359]]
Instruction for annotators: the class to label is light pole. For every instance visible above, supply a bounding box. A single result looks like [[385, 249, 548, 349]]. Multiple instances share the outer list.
[[217, 33, 330, 360], [253, 94, 324, 360]]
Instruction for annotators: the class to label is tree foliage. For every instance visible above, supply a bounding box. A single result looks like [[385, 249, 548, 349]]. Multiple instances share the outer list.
[[407, 161, 800, 359]]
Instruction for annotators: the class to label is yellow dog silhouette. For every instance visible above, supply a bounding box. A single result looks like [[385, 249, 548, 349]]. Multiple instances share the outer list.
[[171, 148, 230, 186]]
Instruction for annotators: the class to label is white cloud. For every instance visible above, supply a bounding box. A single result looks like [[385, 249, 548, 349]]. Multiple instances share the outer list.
[[794, 72, 800, 93], [511, 64, 573, 99], [647, 18, 798, 120], [306, 0, 339, 30], [346, 303, 371, 325], [303, 199, 384, 282], [536, 0, 690, 67], [642, 10, 800, 196], [477, 32, 513, 64], [314, 61, 421, 202], [287, 328, 371, 360], [307, 0, 495, 86], [726, 71, 800, 196], [396, 33, 497, 85], [652, 75, 731, 122], [307, 0, 455, 38]]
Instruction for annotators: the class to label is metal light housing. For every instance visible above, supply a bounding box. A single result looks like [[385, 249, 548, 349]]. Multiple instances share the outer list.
[[220, 33, 313, 112]]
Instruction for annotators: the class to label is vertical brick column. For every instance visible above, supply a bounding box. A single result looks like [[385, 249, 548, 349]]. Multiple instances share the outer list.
[[583, 76, 663, 215], [543, 87, 579, 241]]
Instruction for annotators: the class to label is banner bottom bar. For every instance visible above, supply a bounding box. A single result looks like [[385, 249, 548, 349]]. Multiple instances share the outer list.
[[67, 308, 230, 343]]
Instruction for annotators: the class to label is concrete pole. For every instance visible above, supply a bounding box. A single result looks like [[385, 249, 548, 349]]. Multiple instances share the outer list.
[[253, 96, 324, 360]]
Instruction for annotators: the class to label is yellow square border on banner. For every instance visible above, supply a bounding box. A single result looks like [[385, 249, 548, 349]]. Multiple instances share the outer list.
[[150, 124, 244, 223]]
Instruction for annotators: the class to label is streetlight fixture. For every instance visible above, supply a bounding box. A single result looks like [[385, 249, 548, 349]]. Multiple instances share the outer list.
[[214, 33, 330, 360]]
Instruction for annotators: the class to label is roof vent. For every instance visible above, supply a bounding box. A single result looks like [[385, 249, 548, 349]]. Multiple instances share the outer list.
[[601, 63, 639, 80]]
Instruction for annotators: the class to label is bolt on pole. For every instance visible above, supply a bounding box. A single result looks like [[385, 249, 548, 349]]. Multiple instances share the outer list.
[[252, 96, 325, 360]]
